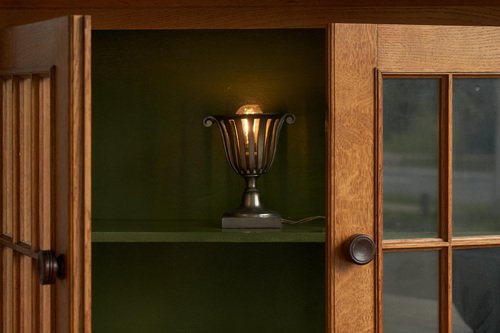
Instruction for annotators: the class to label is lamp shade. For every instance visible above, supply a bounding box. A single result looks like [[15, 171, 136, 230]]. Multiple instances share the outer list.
[[203, 112, 295, 176], [203, 105, 295, 229]]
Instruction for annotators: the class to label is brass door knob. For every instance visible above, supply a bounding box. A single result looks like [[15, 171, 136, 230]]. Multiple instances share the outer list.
[[346, 234, 376, 265], [37, 251, 65, 285]]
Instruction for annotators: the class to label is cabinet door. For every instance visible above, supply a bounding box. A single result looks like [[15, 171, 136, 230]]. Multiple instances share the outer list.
[[328, 24, 500, 332], [0, 16, 91, 332]]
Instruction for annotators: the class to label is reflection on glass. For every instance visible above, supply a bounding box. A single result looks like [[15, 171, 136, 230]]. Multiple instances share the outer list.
[[384, 251, 438, 332], [453, 79, 500, 235], [453, 248, 500, 332], [383, 79, 439, 239]]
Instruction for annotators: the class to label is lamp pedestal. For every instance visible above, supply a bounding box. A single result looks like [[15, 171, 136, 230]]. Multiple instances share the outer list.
[[222, 176, 282, 229]]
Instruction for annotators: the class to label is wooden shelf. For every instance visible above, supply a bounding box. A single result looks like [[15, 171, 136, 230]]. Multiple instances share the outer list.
[[92, 219, 325, 243]]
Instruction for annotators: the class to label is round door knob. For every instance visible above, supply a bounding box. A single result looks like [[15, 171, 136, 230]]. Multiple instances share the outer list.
[[37, 251, 65, 285], [346, 234, 376, 265]]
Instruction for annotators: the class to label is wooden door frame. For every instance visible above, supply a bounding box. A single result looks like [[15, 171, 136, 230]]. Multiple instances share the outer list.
[[327, 23, 377, 333]]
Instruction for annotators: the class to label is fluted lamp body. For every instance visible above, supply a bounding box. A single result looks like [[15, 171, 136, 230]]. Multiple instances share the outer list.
[[203, 104, 295, 228]]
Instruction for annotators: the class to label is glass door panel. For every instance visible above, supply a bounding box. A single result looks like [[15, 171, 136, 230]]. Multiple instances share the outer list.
[[453, 248, 500, 333], [383, 78, 440, 239], [453, 78, 500, 236], [381, 74, 500, 333], [383, 251, 439, 333], [453, 248, 500, 332]]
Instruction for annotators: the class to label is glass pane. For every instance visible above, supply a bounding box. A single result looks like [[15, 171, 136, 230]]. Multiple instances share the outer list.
[[453, 248, 500, 332], [383, 79, 440, 239], [453, 79, 500, 236], [384, 251, 439, 332]]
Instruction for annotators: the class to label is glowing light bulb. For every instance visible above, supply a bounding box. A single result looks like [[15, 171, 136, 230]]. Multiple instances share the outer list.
[[237, 104, 263, 145], [236, 104, 263, 115]]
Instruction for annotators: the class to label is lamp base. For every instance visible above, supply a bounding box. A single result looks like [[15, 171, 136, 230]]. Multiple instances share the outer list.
[[222, 216, 282, 229], [222, 176, 282, 229]]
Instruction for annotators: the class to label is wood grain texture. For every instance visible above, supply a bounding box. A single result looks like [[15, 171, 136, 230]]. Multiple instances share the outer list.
[[329, 23, 377, 333], [19, 77, 33, 247], [38, 74, 52, 333], [2, 78, 13, 239], [378, 25, 500, 72], [452, 236, 500, 248], [2, 6, 500, 29], [382, 239, 449, 251], [12, 78, 19, 246], [3, 9, 500, 333], [440, 75, 452, 333], [2, 248, 13, 332], [0, 73, 52, 333], [326, 24, 334, 333], [82, 16, 92, 333], [68, 15, 92, 333], [0, 16, 91, 333], [19, 255, 32, 332], [440, 75, 452, 242], [375, 70, 383, 333], [1, 0, 500, 8]]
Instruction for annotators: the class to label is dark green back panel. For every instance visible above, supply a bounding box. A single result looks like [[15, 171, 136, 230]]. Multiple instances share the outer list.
[[92, 29, 326, 224], [92, 30, 326, 332], [93, 243, 324, 332]]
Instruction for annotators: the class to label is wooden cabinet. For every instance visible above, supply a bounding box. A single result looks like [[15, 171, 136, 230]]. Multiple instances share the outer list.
[[3, 3, 500, 333]]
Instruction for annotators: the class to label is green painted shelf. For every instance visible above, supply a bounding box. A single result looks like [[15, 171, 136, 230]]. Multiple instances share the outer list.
[[92, 219, 325, 243]]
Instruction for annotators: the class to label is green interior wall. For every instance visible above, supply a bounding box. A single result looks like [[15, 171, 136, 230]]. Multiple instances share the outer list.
[[92, 29, 326, 332], [92, 29, 325, 223], [93, 243, 324, 332]]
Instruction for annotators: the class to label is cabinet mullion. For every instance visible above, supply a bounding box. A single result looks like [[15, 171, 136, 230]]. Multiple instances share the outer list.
[[438, 74, 452, 333]]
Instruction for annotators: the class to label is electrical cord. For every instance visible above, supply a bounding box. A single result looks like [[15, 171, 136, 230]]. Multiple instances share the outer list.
[[281, 216, 325, 225]]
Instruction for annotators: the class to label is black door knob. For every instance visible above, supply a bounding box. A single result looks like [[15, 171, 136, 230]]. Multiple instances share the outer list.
[[37, 251, 65, 285], [346, 234, 376, 265]]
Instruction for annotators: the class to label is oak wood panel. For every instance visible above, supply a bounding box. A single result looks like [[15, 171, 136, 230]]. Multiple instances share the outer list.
[[82, 16, 92, 333], [439, 75, 452, 242], [375, 70, 383, 333], [378, 25, 500, 72], [2, 78, 13, 239], [19, 256, 32, 332], [326, 24, 334, 333], [13, 253, 19, 333], [19, 77, 33, 247], [2, 248, 13, 332], [12, 78, 19, 246], [439, 75, 452, 333], [382, 239, 449, 250], [68, 15, 92, 333], [38, 74, 52, 333], [329, 23, 377, 333], [2, 6, 500, 29], [382, 237, 500, 250], [1, 73, 52, 333], [1, 249, 20, 332], [452, 236, 500, 248]]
